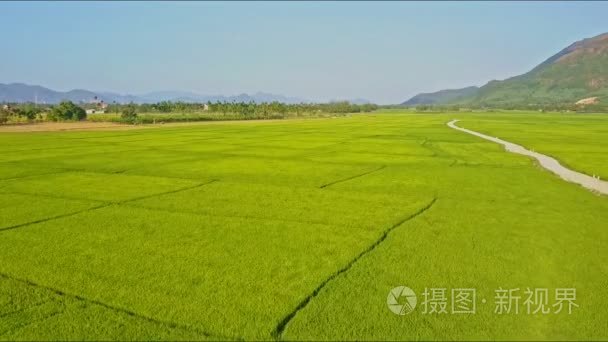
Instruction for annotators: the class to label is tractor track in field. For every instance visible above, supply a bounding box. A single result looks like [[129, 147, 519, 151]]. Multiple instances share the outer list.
[[0, 273, 238, 341], [448, 120, 608, 195], [319, 165, 386, 189], [0, 180, 219, 233], [272, 197, 437, 340]]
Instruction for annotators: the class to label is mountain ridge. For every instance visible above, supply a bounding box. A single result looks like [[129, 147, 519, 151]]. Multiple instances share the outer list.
[[402, 32, 608, 106], [401, 86, 479, 106], [0, 83, 313, 104]]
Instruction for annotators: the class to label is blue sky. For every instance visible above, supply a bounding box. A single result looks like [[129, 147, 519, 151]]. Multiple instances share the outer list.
[[1, 1, 606, 104]]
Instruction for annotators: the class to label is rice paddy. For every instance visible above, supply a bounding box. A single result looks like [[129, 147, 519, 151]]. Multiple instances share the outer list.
[[0, 112, 607, 340]]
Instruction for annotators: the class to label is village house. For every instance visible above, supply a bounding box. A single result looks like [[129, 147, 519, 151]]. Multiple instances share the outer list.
[[86, 96, 108, 114]]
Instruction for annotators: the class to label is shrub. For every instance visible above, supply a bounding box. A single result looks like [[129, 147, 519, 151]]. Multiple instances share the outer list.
[[48, 101, 86, 121], [13, 104, 43, 120], [121, 104, 138, 123], [0, 109, 8, 124]]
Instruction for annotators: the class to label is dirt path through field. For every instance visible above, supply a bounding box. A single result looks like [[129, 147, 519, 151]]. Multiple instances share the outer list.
[[448, 119, 608, 195]]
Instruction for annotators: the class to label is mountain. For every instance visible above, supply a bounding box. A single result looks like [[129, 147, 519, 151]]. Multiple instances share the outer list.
[[0, 83, 144, 104], [402, 32, 608, 106], [0, 83, 310, 104], [134, 91, 310, 104], [469, 32, 608, 105], [137, 91, 205, 103], [401, 86, 479, 106], [245, 92, 308, 104]]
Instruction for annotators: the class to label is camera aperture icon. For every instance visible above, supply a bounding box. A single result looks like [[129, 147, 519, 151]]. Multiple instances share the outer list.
[[387, 286, 417, 315]]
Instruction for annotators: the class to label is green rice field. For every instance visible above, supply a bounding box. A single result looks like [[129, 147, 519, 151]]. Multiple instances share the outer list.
[[1, 112, 607, 340]]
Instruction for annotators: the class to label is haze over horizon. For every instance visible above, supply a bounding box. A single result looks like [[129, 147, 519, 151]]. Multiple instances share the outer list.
[[1, 1, 607, 104]]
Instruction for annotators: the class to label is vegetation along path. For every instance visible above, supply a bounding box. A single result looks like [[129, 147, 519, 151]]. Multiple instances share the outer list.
[[448, 119, 608, 195]]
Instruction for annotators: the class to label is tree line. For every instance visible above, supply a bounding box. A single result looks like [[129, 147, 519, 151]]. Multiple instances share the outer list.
[[0, 101, 86, 124], [105, 101, 378, 116], [0, 100, 379, 124]]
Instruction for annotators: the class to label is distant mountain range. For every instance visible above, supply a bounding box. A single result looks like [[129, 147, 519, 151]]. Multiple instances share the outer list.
[[134, 91, 310, 104], [402, 32, 608, 106], [0, 83, 318, 104]]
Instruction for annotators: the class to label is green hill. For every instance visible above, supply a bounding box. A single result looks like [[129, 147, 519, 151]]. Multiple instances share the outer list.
[[470, 32, 608, 106], [402, 32, 608, 107], [401, 86, 479, 106]]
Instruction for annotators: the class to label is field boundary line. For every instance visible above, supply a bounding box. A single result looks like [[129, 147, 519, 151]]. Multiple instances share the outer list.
[[420, 139, 444, 157], [0, 306, 64, 338], [0, 146, 150, 165], [319, 165, 386, 189], [0, 189, 111, 203], [116, 179, 219, 204], [0, 273, 238, 341], [296, 137, 368, 157], [0, 170, 73, 182], [272, 197, 437, 340], [0, 180, 219, 233], [0, 299, 53, 320], [19, 165, 214, 182], [0, 203, 112, 233], [121, 201, 397, 229]]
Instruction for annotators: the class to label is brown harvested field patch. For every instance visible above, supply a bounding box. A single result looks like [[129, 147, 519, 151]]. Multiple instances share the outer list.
[[0, 117, 340, 133], [0, 122, 148, 133]]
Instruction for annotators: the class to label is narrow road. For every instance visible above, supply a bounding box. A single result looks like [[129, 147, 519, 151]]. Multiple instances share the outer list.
[[447, 119, 608, 196]]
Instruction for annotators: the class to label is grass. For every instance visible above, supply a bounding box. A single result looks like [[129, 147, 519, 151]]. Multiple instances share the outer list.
[[0, 112, 607, 340]]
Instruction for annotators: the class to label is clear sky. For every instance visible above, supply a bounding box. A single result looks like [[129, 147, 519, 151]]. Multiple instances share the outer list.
[[1, 1, 607, 104]]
